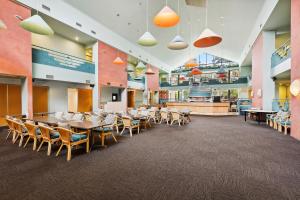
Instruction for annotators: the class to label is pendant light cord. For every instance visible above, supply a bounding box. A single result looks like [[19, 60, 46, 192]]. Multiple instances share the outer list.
[[177, 0, 180, 34], [146, 0, 149, 31], [205, 0, 208, 27]]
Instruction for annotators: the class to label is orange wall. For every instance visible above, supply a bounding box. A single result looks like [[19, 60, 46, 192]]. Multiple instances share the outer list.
[[291, 0, 300, 140], [98, 41, 128, 88], [147, 65, 159, 91], [251, 33, 263, 109], [0, 0, 33, 117]]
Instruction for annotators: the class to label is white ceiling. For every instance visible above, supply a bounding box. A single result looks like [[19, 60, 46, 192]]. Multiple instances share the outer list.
[[62, 0, 267, 68]]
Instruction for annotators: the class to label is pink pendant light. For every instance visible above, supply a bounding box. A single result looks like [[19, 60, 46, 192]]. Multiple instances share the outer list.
[[154, 0, 180, 28], [193, 0, 222, 48], [145, 65, 155, 75]]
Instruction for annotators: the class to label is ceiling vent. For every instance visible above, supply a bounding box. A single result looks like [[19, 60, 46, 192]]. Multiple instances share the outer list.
[[91, 30, 96, 35], [86, 80, 91, 84], [76, 22, 82, 27], [185, 0, 206, 7]]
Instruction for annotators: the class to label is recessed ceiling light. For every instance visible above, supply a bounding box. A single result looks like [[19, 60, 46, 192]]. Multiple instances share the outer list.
[[75, 36, 79, 41], [116, 13, 120, 17], [128, 22, 131, 26]]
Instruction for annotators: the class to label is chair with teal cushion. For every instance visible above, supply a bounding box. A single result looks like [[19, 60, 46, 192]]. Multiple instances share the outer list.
[[94, 114, 118, 147], [55, 127, 89, 161], [37, 124, 60, 156], [24, 122, 41, 151], [120, 116, 140, 137]]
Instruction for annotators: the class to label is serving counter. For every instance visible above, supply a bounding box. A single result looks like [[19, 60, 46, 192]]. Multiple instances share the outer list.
[[166, 102, 230, 115]]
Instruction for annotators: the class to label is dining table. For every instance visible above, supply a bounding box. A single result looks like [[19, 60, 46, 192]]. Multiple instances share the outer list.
[[243, 109, 277, 124]]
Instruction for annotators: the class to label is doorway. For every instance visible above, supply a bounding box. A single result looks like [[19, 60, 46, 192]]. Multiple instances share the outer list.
[[127, 90, 135, 108]]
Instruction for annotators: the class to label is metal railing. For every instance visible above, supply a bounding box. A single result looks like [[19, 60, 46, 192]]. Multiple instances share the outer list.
[[271, 39, 291, 68], [32, 45, 95, 74]]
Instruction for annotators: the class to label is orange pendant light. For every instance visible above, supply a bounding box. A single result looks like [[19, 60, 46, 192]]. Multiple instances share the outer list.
[[191, 68, 202, 76], [185, 59, 198, 68], [154, 0, 180, 28], [193, 0, 222, 48], [113, 56, 124, 65]]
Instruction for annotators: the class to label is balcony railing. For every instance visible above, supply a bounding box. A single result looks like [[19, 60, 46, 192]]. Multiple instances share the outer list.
[[271, 40, 291, 68], [32, 45, 95, 74], [272, 99, 290, 111], [128, 76, 145, 84]]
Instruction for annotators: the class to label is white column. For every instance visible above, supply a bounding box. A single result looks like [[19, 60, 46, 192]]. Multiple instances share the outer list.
[[262, 31, 276, 110], [92, 42, 99, 112], [143, 75, 148, 105], [21, 78, 29, 116]]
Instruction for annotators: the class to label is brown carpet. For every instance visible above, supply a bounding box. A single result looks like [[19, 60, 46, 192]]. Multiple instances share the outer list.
[[1, 116, 300, 200]]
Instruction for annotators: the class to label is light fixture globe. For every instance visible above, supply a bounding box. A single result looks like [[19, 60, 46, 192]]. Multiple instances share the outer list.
[[0, 20, 7, 29], [138, 31, 157, 46], [168, 35, 189, 50], [290, 79, 300, 96], [20, 15, 54, 35], [193, 28, 222, 48], [113, 57, 124, 65], [154, 6, 180, 27], [127, 64, 135, 72]]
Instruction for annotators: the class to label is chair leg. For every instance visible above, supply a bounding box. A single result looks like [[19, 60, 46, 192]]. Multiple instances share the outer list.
[[86, 140, 89, 153], [112, 134, 118, 143], [116, 126, 119, 134], [23, 137, 31, 148], [47, 142, 52, 156], [120, 127, 125, 135], [13, 135, 19, 144], [101, 133, 105, 147], [37, 140, 44, 152], [56, 144, 64, 156], [67, 145, 72, 161], [19, 135, 24, 147], [138, 126, 140, 134], [129, 128, 133, 137], [5, 130, 11, 141], [33, 138, 37, 151]]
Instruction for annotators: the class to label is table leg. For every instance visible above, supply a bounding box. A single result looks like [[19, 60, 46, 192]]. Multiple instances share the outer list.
[[244, 111, 247, 122]]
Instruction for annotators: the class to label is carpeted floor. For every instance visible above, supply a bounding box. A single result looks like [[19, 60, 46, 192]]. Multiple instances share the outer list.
[[1, 116, 300, 200]]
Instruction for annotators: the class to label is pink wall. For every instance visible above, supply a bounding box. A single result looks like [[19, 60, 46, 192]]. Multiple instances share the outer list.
[[251, 33, 263, 109], [147, 65, 159, 91], [0, 0, 33, 117], [98, 41, 128, 88], [291, 0, 300, 140]]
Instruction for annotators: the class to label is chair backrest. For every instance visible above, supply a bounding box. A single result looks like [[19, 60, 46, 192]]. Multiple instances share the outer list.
[[105, 114, 115, 125], [161, 111, 168, 119], [122, 116, 132, 127], [149, 110, 156, 118], [55, 112, 64, 119], [72, 113, 83, 121], [5, 118, 14, 130], [56, 127, 72, 144], [24, 122, 37, 137], [38, 124, 53, 140], [13, 120, 26, 135], [171, 112, 180, 120]]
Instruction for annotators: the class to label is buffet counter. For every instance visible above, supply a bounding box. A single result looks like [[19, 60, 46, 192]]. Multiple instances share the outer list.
[[166, 102, 231, 115]]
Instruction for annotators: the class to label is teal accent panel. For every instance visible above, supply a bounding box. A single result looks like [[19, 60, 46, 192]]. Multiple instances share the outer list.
[[32, 47, 95, 74]]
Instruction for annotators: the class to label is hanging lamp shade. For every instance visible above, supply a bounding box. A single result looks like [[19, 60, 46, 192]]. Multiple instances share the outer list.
[[113, 57, 125, 65], [134, 76, 143, 80], [185, 59, 198, 68], [154, 6, 180, 27], [20, 15, 54, 35], [193, 28, 222, 48], [145, 66, 155, 75], [191, 68, 202, 76], [0, 20, 7, 29], [168, 35, 189, 50], [136, 61, 146, 69], [127, 64, 135, 72], [138, 31, 157, 46]]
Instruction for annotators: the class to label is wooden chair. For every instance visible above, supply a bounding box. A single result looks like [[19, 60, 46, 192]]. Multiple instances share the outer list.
[[94, 114, 118, 147], [160, 110, 170, 124], [37, 124, 60, 156], [55, 127, 89, 161], [148, 110, 158, 124], [5, 117, 15, 141], [120, 116, 140, 137], [23, 122, 41, 150], [13, 120, 29, 147], [170, 111, 184, 126], [113, 115, 123, 134]]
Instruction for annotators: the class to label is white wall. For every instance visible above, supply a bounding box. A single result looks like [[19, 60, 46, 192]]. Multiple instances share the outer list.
[[33, 80, 91, 112], [100, 87, 121, 104], [32, 33, 86, 59], [135, 90, 143, 107]]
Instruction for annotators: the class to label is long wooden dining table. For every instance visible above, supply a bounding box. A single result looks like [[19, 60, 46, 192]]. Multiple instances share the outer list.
[[28, 116, 109, 151]]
